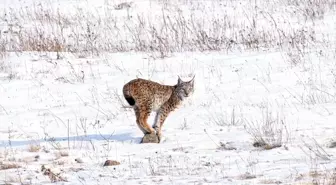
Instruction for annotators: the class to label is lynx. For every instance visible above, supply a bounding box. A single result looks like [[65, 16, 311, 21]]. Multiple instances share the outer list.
[[122, 76, 195, 142]]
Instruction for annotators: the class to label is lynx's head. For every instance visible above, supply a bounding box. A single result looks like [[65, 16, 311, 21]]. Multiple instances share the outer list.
[[175, 75, 195, 100]]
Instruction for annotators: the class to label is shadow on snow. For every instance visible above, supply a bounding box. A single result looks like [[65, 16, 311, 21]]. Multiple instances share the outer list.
[[0, 132, 142, 147]]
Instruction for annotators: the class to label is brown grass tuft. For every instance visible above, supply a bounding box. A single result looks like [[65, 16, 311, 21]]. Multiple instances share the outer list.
[[28, 144, 41, 152], [55, 151, 69, 159], [0, 162, 21, 170]]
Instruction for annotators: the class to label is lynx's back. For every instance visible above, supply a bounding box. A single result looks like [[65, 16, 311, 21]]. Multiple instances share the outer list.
[[122, 78, 174, 111]]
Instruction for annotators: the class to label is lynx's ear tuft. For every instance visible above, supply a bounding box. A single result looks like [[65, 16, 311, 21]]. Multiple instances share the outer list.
[[177, 75, 183, 84]]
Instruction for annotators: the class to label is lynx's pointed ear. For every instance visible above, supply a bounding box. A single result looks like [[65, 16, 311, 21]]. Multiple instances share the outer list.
[[177, 75, 183, 84], [189, 74, 195, 84]]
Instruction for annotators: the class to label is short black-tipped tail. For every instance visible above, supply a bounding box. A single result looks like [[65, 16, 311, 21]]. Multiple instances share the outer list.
[[123, 85, 135, 106], [125, 97, 135, 106]]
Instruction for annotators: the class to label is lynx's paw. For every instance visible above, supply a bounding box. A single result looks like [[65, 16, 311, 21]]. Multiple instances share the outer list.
[[156, 131, 162, 143]]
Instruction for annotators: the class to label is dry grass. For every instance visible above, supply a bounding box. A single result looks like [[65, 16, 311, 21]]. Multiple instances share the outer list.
[[0, 0, 334, 57], [295, 169, 336, 185], [28, 144, 41, 152], [244, 105, 290, 150], [41, 164, 67, 182], [259, 179, 282, 184], [55, 150, 69, 158], [20, 33, 64, 52], [0, 162, 21, 170]]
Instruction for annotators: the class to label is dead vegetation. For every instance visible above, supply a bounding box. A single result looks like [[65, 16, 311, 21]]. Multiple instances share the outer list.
[[0, 0, 335, 184], [41, 164, 67, 183], [56, 150, 69, 157], [295, 169, 336, 185], [0, 162, 21, 170], [28, 144, 41, 152], [0, 0, 334, 58], [244, 105, 290, 150], [312, 169, 336, 185]]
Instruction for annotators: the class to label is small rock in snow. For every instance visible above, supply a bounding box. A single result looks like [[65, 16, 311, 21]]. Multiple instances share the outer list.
[[103, 160, 120, 166]]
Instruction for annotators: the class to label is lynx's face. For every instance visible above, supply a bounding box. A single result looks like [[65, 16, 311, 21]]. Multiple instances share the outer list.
[[176, 75, 195, 99]]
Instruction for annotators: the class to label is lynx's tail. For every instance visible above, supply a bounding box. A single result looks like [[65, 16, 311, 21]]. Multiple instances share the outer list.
[[123, 84, 135, 106]]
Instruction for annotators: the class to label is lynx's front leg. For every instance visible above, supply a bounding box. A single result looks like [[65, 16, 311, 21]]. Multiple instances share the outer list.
[[152, 113, 161, 138], [153, 107, 171, 142]]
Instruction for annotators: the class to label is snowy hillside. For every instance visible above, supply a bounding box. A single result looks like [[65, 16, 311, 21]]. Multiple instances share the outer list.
[[0, 0, 336, 184]]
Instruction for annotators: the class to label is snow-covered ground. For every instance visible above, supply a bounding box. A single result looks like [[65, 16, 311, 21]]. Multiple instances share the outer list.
[[0, 0, 336, 184]]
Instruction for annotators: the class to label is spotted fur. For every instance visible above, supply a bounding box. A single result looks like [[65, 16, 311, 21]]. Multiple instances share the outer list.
[[123, 76, 195, 142]]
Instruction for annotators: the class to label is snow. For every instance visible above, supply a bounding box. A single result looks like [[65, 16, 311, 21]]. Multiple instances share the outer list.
[[0, 0, 336, 184]]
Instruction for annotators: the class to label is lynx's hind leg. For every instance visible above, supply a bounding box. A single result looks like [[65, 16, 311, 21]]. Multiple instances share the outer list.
[[134, 106, 156, 134], [134, 108, 147, 134]]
